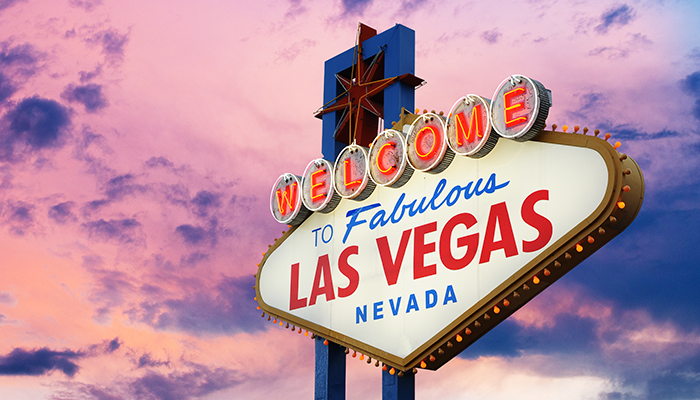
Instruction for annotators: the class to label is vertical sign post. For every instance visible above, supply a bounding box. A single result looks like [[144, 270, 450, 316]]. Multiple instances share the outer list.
[[314, 23, 424, 400]]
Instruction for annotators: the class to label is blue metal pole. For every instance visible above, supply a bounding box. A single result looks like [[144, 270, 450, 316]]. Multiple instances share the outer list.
[[382, 368, 415, 400], [315, 337, 346, 400]]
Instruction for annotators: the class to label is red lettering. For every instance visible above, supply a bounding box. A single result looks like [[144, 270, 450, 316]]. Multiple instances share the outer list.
[[308, 254, 335, 306], [415, 126, 440, 160], [377, 229, 412, 286], [504, 87, 527, 128], [344, 158, 362, 189], [289, 262, 307, 310], [337, 246, 360, 298], [275, 182, 298, 216], [521, 190, 552, 252], [455, 105, 483, 146], [376, 142, 397, 175], [439, 213, 479, 270], [480, 202, 519, 264], [310, 169, 327, 202], [414, 221, 437, 279]]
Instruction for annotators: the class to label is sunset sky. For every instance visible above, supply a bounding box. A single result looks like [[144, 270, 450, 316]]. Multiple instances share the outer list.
[[1, 0, 699, 399]]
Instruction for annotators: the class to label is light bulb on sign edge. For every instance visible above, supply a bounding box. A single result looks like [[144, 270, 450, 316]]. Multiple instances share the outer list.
[[576, 244, 584, 252]]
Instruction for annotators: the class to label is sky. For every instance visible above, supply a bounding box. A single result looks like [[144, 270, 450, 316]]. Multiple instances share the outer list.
[[0, 0, 699, 399]]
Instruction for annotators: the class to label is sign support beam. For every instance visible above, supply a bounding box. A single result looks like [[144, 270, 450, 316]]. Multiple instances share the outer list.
[[382, 369, 415, 400], [315, 337, 346, 400]]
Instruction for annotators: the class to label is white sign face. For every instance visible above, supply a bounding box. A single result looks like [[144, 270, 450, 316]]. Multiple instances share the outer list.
[[259, 138, 609, 360]]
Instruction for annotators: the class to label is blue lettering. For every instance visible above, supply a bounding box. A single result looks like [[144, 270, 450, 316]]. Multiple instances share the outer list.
[[343, 174, 509, 241], [356, 305, 367, 324], [429, 179, 448, 210], [373, 301, 384, 320], [463, 181, 476, 200], [446, 185, 461, 206], [312, 227, 321, 247], [321, 224, 333, 243], [443, 285, 457, 305], [389, 193, 407, 223], [370, 210, 386, 229], [425, 289, 438, 309], [389, 297, 402, 316], [344, 203, 381, 243], [406, 294, 419, 313]]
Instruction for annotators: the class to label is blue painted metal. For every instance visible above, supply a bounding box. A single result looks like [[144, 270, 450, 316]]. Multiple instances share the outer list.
[[382, 368, 415, 400], [321, 24, 418, 160], [315, 336, 346, 400], [316, 24, 418, 400]]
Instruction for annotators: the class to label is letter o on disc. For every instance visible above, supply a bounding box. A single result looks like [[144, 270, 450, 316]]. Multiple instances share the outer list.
[[368, 129, 414, 188], [301, 158, 341, 213], [491, 75, 551, 142], [333, 145, 375, 201], [406, 112, 454, 174], [270, 173, 311, 225], [446, 95, 499, 159]]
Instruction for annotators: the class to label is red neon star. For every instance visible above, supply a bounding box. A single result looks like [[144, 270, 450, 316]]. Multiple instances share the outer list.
[[315, 23, 424, 148]]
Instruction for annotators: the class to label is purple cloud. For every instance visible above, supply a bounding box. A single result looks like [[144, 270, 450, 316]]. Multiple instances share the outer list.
[[175, 224, 210, 245], [82, 218, 144, 245], [0, 348, 83, 377], [69, 0, 103, 11], [137, 353, 170, 369], [48, 201, 76, 224], [134, 275, 264, 335], [481, 29, 502, 44], [340, 0, 372, 15], [79, 65, 102, 83], [0, 0, 24, 12], [3, 201, 35, 236], [129, 365, 240, 400], [84, 28, 130, 64], [680, 71, 700, 121], [1, 97, 70, 162], [595, 4, 635, 34], [0, 72, 15, 102], [61, 83, 108, 113], [145, 156, 174, 168], [0, 41, 39, 75], [191, 190, 222, 217], [0, 291, 17, 306]]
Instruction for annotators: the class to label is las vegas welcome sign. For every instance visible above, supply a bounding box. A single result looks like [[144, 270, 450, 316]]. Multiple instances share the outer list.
[[255, 75, 644, 372]]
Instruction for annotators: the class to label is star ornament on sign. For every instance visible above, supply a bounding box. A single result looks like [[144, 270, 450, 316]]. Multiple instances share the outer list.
[[314, 23, 424, 148]]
